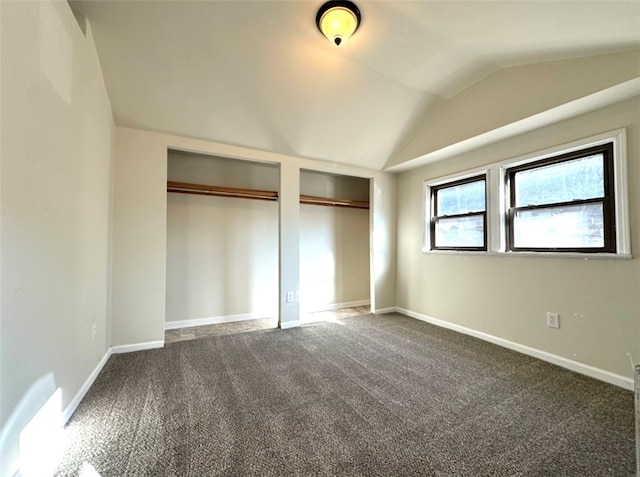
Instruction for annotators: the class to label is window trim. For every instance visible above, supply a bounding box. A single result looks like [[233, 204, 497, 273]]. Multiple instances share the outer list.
[[422, 129, 630, 258], [424, 172, 489, 252], [505, 143, 616, 253], [430, 175, 488, 251]]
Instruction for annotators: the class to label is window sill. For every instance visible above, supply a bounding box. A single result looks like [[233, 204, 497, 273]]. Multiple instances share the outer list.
[[422, 249, 632, 260]]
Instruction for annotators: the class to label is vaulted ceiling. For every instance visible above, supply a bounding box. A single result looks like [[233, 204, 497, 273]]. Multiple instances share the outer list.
[[78, 1, 640, 171]]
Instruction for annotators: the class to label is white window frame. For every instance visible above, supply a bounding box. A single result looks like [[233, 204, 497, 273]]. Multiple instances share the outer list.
[[423, 129, 631, 258]]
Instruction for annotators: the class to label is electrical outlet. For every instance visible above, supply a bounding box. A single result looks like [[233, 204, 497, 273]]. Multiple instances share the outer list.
[[546, 312, 559, 329], [286, 291, 295, 303], [92, 321, 97, 339]]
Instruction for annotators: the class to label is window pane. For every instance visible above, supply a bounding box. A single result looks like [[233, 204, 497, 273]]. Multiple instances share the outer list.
[[437, 180, 485, 216], [435, 215, 484, 247], [513, 202, 604, 248], [514, 154, 604, 207]]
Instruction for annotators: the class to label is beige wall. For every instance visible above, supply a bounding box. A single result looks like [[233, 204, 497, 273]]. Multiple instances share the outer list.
[[112, 126, 397, 344], [166, 171, 370, 324], [300, 170, 371, 311], [165, 151, 280, 323], [3, 3, 634, 475], [111, 128, 167, 345], [370, 172, 397, 311], [0, 2, 114, 474], [166, 194, 279, 322], [300, 205, 370, 311], [396, 96, 640, 383], [389, 50, 640, 169], [168, 149, 280, 190]]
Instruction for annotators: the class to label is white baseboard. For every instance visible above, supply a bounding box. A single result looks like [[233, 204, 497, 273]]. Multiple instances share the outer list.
[[166, 302, 372, 331], [280, 320, 300, 330], [165, 312, 276, 330], [61, 339, 164, 426], [111, 340, 164, 354], [301, 300, 370, 313], [396, 307, 634, 391], [3, 336, 167, 477], [61, 348, 112, 424], [373, 307, 396, 314]]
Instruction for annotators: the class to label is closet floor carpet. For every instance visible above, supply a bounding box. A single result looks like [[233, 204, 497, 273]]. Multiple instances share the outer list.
[[164, 306, 372, 344]]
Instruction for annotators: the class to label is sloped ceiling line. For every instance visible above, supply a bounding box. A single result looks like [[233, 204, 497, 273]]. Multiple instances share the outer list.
[[78, 1, 640, 171]]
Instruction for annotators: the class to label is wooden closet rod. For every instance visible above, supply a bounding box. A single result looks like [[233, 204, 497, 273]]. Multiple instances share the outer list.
[[167, 182, 370, 209], [300, 194, 369, 209], [167, 181, 278, 202]]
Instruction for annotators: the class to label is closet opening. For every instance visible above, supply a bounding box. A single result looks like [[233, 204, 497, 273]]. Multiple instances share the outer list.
[[165, 149, 280, 336], [299, 169, 371, 323]]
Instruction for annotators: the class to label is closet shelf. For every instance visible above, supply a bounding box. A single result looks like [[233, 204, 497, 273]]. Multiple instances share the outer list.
[[167, 181, 278, 202], [167, 181, 369, 209]]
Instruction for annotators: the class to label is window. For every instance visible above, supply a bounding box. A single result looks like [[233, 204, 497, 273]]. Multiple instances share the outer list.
[[506, 143, 615, 253], [423, 129, 630, 257], [430, 175, 487, 251]]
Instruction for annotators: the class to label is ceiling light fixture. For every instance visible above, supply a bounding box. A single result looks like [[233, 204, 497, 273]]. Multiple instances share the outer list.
[[316, 1, 361, 47]]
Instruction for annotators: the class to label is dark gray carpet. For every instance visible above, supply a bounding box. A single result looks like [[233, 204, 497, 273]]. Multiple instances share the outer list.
[[55, 313, 636, 476]]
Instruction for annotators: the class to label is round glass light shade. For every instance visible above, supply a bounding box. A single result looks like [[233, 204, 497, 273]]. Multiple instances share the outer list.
[[317, 2, 360, 46]]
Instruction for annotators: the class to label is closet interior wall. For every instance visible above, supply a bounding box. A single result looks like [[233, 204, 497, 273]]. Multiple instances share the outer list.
[[165, 151, 372, 328], [165, 150, 280, 327], [299, 170, 371, 313]]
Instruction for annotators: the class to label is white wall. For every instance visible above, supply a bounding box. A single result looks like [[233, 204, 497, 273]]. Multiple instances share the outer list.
[[388, 50, 640, 169], [111, 128, 167, 346], [299, 170, 371, 312], [168, 150, 280, 191], [112, 127, 397, 344], [166, 194, 279, 323], [165, 158, 371, 325], [300, 205, 370, 311], [0, 2, 114, 475], [300, 169, 370, 201], [396, 96, 640, 384], [165, 151, 280, 324]]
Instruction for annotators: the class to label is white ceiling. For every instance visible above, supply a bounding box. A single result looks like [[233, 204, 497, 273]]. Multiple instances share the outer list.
[[78, 1, 640, 171]]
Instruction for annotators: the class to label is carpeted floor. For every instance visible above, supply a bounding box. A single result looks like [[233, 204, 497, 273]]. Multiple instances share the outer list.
[[55, 313, 636, 476]]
